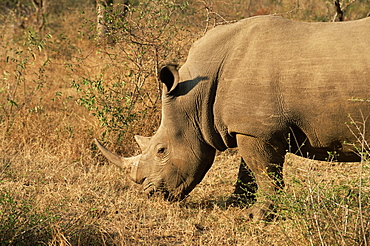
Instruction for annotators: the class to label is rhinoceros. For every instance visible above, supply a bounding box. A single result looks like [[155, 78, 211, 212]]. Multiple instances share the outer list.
[[95, 15, 370, 220]]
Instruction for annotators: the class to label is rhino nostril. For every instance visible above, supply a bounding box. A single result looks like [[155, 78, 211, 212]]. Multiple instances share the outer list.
[[135, 176, 146, 185]]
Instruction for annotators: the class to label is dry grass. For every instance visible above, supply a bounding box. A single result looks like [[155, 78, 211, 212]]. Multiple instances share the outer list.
[[1, 139, 367, 245], [0, 0, 369, 245]]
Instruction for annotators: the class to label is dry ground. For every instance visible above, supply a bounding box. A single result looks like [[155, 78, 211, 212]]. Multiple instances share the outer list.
[[1, 136, 369, 245]]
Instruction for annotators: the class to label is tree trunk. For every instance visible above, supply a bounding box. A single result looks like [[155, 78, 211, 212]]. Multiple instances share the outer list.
[[96, 0, 114, 39]]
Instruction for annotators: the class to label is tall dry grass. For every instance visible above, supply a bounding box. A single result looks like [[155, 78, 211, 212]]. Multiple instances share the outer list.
[[0, 0, 369, 245]]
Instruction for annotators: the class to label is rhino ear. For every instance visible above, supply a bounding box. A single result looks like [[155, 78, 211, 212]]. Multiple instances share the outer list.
[[134, 135, 151, 151], [159, 65, 179, 94]]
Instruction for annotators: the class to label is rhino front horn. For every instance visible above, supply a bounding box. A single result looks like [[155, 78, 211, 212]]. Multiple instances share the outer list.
[[94, 139, 140, 170]]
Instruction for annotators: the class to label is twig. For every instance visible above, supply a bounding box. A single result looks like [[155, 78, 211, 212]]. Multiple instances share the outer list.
[[274, 0, 302, 17], [288, 127, 308, 157], [197, 1, 236, 35], [346, 112, 369, 246], [358, 115, 368, 246], [307, 181, 325, 246]]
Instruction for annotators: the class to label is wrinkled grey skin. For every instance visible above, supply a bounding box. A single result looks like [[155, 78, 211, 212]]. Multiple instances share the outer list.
[[96, 15, 370, 220]]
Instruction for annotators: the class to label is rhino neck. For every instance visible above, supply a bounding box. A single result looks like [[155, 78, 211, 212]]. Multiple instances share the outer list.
[[172, 66, 229, 151], [199, 73, 230, 151]]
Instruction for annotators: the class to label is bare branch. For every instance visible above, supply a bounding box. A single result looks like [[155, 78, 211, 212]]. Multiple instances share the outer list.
[[333, 0, 358, 22]]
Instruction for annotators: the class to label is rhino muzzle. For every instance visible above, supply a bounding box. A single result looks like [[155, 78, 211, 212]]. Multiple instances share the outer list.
[[94, 139, 141, 183]]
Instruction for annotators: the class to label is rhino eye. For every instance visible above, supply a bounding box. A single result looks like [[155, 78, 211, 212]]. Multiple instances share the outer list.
[[157, 147, 166, 154]]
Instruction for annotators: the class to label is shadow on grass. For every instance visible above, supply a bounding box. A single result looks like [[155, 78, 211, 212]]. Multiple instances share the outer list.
[[180, 194, 253, 211]]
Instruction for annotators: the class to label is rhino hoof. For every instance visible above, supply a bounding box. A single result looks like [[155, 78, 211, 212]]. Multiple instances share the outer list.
[[226, 194, 255, 208], [244, 204, 275, 222]]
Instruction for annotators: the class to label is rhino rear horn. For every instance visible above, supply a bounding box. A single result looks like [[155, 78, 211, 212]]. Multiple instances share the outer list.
[[159, 65, 179, 93], [134, 135, 151, 151]]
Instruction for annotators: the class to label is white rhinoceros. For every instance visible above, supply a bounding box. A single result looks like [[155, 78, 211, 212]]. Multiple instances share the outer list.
[[95, 15, 370, 220]]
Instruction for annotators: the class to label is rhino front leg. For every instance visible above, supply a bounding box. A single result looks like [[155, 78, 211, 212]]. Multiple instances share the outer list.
[[229, 158, 257, 204], [235, 134, 285, 221]]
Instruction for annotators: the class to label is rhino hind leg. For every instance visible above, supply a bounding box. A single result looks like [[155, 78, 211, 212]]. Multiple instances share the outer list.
[[234, 134, 285, 221]]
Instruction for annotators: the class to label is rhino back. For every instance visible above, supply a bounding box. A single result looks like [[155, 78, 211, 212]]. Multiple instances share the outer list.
[[185, 16, 370, 148]]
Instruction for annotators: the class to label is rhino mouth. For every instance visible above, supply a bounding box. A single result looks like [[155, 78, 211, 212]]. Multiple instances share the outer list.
[[142, 178, 157, 196], [142, 178, 185, 201]]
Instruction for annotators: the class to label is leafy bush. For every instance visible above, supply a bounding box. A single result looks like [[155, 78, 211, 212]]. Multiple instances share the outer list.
[[70, 0, 200, 151], [278, 135, 370, 246], [0, 190, 54, 244], [0, 30, 51, 131]]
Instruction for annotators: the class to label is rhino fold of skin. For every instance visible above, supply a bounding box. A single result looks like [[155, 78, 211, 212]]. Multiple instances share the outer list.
[[96, 15, 370, 221]]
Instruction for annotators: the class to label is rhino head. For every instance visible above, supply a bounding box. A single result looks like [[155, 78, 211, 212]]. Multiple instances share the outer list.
[[95, 65, 217, 200]]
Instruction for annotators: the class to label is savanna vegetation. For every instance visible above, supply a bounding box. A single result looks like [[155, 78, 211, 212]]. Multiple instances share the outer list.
[[0, 0, 369, 245]]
